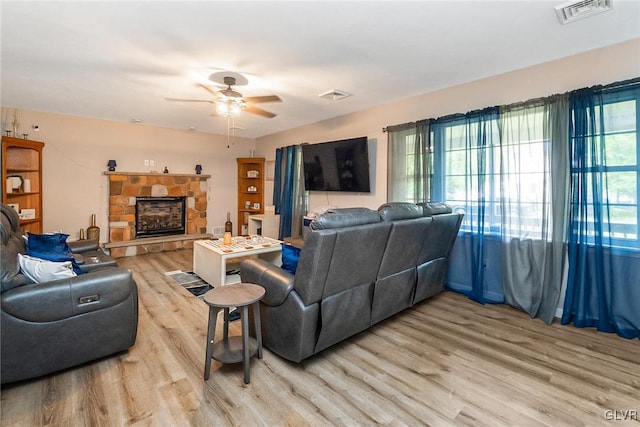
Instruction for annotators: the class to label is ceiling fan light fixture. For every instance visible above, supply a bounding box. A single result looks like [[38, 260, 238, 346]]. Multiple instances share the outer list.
[[216, 96, 245, 117]]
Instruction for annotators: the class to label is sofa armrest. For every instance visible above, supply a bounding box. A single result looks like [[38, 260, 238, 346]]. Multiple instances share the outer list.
[[240, 258, 294, 306], [68, 239, 100, 253], [1, 267, 136, 322]]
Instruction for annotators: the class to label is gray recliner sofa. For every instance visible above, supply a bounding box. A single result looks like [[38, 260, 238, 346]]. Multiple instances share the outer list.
[[1, 203, 139, 384], [240, 202, 463, 362]]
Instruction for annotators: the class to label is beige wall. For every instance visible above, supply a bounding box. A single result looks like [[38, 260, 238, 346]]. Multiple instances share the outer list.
[[0, 109, 255, 240], [256, 39, 640, 212], [2, 39, 638, 239]]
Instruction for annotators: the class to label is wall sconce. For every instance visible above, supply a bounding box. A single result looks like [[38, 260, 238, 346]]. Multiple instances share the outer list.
[[195, 164, 202, 174], [107, 160, 117, 171]]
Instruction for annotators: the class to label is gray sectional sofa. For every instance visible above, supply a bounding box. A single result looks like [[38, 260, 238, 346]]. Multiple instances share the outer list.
[[1, 203, 138, 384], [240, 202, 463, 362]]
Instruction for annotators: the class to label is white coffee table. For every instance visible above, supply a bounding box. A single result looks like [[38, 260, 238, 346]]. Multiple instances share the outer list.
[[193, 236, 282, 286]]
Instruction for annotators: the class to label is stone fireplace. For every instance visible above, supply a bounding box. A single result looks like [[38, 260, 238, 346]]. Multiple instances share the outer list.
[[105, 172, 211, 258], [135, 196, 186, 238]]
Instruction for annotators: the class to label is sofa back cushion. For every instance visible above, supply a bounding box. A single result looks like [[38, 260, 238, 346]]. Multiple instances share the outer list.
[[417, 202, 452, 216], [418, 213, 463, 263], [293, 213, 391, 306], [321, 221, 391, 298], [378, 216, 432, 277], [378, 202, 423, 221], [311, 220, 391, 353], [309, 207, 381, 230], [1, 204, 28, 292]]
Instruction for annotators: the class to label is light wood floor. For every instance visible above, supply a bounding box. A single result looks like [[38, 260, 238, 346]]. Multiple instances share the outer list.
[[1, 249, 639, 426]]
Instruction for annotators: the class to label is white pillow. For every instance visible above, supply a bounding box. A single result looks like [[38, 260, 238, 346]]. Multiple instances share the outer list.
[[18, 253, 77, 283]]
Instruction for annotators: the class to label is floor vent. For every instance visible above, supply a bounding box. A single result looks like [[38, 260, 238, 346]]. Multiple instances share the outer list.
[[319, 89, 352, 101], [555, 0, 612, 24]]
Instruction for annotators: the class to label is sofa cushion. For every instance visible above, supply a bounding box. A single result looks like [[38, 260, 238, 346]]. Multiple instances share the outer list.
[[0, 204, 21, 236], [1, 207, 29, 292], [310, 207, 381, 230], [18, 254, 77, 283], [26, 232, 86, 274], [281, 243, 301, 274], [378, 202, 423, 221], [27, 232, 72, 255], [417, 202, 452, 216]]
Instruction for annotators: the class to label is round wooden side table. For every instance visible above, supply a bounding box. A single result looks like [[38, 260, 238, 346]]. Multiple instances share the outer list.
[[203, 283, 265, 384]]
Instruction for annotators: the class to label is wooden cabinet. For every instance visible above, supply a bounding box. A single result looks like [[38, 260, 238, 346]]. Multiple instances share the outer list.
[[237, 157, 265, 235], [2, 136, 45, 234]]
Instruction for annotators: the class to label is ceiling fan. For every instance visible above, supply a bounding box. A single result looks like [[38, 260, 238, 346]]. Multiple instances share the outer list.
[[165, 74, 282, 118]]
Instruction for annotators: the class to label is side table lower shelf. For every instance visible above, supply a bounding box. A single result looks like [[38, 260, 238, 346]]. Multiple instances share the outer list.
[[212, 336, 259, 364]]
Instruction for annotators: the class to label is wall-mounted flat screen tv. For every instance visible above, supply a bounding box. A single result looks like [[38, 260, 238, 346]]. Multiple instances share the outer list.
[[302, 136, 371, 192]]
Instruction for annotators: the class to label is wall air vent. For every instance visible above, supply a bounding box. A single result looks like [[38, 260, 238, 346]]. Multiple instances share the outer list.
[[555, 0, 612, 24], [319, 89, 352, 101]]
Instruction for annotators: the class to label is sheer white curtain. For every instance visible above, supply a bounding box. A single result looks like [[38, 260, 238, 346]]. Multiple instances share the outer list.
[[499, 95, 569, 323], [291, 145, 308, 238], [387, 121, 431, 203]]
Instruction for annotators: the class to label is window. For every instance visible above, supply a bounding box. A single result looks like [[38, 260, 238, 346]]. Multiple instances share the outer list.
[[386, 81, 639, 248], [387, 124, 431, 203], [571, 94, 639, 248]]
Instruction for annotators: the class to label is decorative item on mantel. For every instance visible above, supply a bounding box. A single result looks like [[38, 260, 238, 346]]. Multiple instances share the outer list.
[[79, 228, 85, 240], [11, 110, 20, 137], [87, 214, 100, 242], [195, 164, 202, 174], [163, 166, 169, 174], [107, 159, 117, 172]]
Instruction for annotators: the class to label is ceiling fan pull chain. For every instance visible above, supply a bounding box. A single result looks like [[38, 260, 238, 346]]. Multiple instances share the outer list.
[[227, 115, 231, 148]]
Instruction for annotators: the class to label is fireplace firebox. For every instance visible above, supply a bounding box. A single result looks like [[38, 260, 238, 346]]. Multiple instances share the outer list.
[[135, 197, 186, 238]]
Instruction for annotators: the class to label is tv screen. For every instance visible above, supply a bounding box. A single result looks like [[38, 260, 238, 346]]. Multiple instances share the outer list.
[[302, 136, 371, 192]]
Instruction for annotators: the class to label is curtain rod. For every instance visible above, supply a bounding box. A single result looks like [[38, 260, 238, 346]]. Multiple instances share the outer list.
[[382, 76, 640, 133]]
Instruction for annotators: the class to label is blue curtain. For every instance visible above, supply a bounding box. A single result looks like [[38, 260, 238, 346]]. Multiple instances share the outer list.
[[273, 147, 284, 214], [562, 79, 640, 339], [273, 145, 299, 240], [433, 107, 503, 304]]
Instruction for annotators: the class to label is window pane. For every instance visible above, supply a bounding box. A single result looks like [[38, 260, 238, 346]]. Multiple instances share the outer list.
[[609, 205, 637, 240], [606, 171, 637, 204], [603, 100, 636, 133], [604, 133, 636, 166]]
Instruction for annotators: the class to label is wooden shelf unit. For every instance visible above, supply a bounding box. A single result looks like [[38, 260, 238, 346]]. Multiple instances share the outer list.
[[2, 136, 45, 234], [237, 157, 265, 235]]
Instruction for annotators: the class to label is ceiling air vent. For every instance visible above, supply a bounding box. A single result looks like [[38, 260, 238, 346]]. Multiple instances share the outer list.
[[555, 0, 612, 24], [319, 89, 352, 101]]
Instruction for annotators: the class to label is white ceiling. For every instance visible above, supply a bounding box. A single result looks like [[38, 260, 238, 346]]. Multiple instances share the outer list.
[[2, 1, 639, 138]]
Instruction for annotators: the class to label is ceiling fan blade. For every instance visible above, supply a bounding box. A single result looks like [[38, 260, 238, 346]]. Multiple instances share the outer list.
[[244, 95, 282, 104], [197, 83, 219, 97], [165, 97, 214, 103], [245, 105, 277, 118]]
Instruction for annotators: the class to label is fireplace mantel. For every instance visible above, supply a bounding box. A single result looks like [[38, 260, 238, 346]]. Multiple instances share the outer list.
[[106, 172, 211, 258], [104, 171, 211, 178]]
